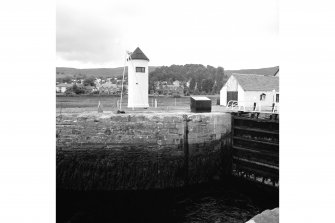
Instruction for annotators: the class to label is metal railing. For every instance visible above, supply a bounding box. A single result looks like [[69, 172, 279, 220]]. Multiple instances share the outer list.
[[227, 100, 245, 111], [227, 100, 279, 113]]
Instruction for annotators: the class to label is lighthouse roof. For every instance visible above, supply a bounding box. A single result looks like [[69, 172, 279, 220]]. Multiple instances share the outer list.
[[128, 47, 149, 61]]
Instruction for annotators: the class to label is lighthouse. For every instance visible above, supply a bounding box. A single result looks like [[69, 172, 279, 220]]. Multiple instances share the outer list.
[[127, 47, 150, 108]]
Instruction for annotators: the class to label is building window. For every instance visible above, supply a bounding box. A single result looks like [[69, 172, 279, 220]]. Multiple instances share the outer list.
[[260, 93, 266, 101], [276, 93, 279, 103], [136, 67, 145, 73]]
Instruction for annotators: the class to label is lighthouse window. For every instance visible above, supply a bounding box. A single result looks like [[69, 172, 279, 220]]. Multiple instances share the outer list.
[[136, 67, 145, 73]]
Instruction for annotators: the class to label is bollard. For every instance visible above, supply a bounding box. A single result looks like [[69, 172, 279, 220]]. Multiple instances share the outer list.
[[98, 101, 103, 113]]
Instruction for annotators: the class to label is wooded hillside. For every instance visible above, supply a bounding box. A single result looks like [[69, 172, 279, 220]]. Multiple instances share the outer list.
[[149, 64, 228, 94]]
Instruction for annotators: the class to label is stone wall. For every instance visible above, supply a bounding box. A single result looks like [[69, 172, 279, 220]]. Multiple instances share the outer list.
[[56, 112, 231, 190]]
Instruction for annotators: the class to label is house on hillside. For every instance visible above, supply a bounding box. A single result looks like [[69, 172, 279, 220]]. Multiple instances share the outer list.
[[84, 85, 98, 93], [173, 80, 180, 87], [56, 83, 73, 93], [220, 74, 279, 111], [164, 85, 184, 95]]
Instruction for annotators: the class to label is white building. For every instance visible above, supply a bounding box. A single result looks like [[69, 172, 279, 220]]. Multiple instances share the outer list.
[[173, 80, 180, 87], [220, 74, 279, 111], [56, 83, 72, 93], [127, 47, 149, 108]]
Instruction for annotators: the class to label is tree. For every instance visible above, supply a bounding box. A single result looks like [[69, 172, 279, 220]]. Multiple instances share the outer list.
[[193, 82, 200, 95], [211, 80, 218, 94], [213, 66, 225, 93], [201, 79, 214, 94], [189, 78, 196, 93], [67, 84, 85, 94], [83, 77, 95, 86], [148, 64, 226, 94], [149, 80, 155, 93], [193, 88, 200, 95], [215, 66, 224, 81], [62, 76, 72, 83]]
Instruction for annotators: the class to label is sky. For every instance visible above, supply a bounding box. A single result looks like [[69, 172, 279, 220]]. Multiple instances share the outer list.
[[56, 0, 278, 69]]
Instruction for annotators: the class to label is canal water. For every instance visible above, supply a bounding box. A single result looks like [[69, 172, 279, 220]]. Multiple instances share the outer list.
[[57, 178, 278, 223]]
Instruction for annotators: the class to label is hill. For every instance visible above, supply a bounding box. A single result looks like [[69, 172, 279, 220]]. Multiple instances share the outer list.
[[56, 66, 159, 79], [224, 66, 279, 77]]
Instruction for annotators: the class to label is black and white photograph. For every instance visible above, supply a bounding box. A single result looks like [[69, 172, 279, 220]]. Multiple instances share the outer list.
[[56, 0, 279, 222], [4, 0, 335, 223]]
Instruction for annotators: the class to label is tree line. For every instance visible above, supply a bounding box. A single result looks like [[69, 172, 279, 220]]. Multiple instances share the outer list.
[[57, 64, 229, 95], [149, 64, 228, 94]]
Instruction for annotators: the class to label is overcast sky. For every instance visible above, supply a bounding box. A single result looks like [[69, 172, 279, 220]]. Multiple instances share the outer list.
[[57, 0, 278, 69]]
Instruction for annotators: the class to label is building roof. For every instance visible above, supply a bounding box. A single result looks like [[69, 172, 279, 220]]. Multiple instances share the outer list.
[[191, 96, 211, 101], [101, 82, 117, 88], [56, 83, 72, 87], [225, 66, 279, 77], [128, 47, 149, 61], [232, 74, 279, 92]]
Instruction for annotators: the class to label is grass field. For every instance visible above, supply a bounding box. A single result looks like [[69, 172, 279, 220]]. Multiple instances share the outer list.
[[56, 95, 225, 114]]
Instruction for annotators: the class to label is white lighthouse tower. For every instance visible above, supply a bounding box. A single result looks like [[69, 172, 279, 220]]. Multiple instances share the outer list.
[[127, 47, 150, 108]]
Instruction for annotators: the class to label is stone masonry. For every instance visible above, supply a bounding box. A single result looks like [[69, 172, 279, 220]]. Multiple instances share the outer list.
[[57, 112, 231, 190]]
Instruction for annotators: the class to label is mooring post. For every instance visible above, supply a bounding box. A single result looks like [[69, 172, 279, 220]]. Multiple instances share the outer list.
[[98, 101, 103, 113]]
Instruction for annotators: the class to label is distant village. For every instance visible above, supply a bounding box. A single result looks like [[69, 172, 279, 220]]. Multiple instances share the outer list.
[[56, 77, 128, 95], [56, 65, 279, 99], [56, 77, 188, 96]]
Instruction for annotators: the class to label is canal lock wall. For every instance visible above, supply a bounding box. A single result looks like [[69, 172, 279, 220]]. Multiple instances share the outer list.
[[56, 112, 232, 191]]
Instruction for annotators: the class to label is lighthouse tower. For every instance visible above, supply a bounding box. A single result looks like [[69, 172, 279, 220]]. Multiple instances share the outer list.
[[127, 47, 150, 108]]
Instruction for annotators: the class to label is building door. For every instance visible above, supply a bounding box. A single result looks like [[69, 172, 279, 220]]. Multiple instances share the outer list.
[[227, 91, 238, 103]]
